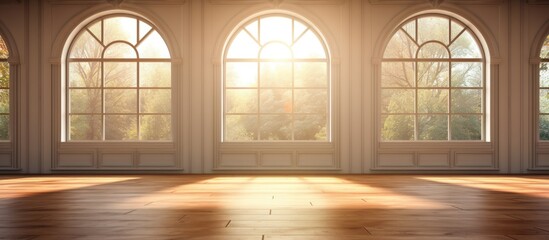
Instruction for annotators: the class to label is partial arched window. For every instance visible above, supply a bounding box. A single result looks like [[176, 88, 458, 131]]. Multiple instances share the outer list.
[[223, 14, 330, 141], [0, 35, 9, 140], [538, 34, 549, 140], [65, 15, 172, 141], [380, 14, 486, 141]]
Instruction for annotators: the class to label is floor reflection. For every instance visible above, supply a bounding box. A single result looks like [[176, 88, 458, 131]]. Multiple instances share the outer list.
[[0, 175, 548, 239]]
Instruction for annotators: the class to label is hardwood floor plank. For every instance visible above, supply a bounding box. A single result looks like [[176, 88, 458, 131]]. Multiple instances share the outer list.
[[0, 175, 548, 239]]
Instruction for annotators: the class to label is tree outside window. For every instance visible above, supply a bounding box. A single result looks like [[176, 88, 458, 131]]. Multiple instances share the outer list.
[[380, 15, 485, 141], [223, 14, 330, 142], [66, 15, 172, 141]]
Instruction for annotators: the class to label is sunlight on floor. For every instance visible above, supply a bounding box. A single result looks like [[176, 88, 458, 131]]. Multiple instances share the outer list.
[[417, 176, 549, 199]]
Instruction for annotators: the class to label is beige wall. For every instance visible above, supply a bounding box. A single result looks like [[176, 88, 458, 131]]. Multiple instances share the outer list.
[[0, 0, 547, 174]]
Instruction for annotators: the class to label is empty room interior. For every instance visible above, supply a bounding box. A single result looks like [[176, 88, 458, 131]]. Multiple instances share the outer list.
[[0, 0, 549, 239]]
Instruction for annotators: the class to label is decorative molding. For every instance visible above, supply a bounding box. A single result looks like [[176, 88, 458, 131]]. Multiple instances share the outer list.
[[208, 0, 344, 5], [527, 0, 549, 4], [48, 0, 186, 5], [368, 0, 503, 5]]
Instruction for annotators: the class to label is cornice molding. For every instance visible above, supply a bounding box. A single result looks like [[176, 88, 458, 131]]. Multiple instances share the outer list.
[[48, 0, 186, 6], [368, 0, 503, 5], [527, 0, 549, 4], [0, 0, 22, 4], [208, 0, 344, 5]]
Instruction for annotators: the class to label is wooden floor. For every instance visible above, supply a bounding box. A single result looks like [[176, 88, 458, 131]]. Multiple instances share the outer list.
[[0, 175, 548, 239]]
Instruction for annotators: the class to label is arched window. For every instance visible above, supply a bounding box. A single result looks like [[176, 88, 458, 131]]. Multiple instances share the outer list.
[[380, 14, 486, 141], [223, 14, 330, 141], [0, 35, 9, 140], [65, 15, 172, 141], [538, 34, 549, 140]]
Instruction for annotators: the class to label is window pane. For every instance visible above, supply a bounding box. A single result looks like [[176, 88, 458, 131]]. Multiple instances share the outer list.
[[105, 89, 137, 113], [541, 35, 549, 58], [140, 115, 171, 140], [381, 62, 414, 87], [418, 16, 449, 45], [383, 30, 417, 58], [294, 115, 327, 140], [0, 62, 8, 88], [451, 115, 481, 140], [381, 89, 414, 113], [540, 89, 549, 113], [137, 30, 170, 58], [260, 16, 292, 45], [293, 20, 307, 41], [292, 30, 326, 59], [70, 115, 102, 140], [0, 115, 8, 140], [70, 89, 101, 113], [417, 42, 449, 58], [450, 30, 481, 58], [540, 63, 549, 87], [294, 89, 327, 114], [260, 114, 291, 140], [418, 115, 448, 140], [69, 31, 103, 58], [0, 37, 9, 58], [227, 30, 260, 59], [295, 62, 327, 88], [450, 20, 464, 41], [540, 115, 549, 140], [451, 89, 482, 113], [260, 89, 292, 113], [381, 115, 414, 140], [245, 21, 259, 41], [226, 62, 258, 88], [260, 42, 292, 59], [140, 89, 171, 113], [418, 62, 449, 87], [225, 115, 257, 141], [226, 89, 257, 113], [451, 62, 482, 87], [104, 17, 137, 46], [418, 89, 448, 113], [69, 62, 101, 88], [105, 115, 137, 140], [104, 62, 137, 87], [402, 21, 416, 41], [104, 43, 136, 58], [260, 62, 292, 87], [140, 62, 171, 87], [88, 21, 102, 41], [0, 89, 8, 113], [139, 20, 152, 42]]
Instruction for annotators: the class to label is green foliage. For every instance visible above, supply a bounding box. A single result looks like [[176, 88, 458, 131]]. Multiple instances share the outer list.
[[381, 16, 483, 141]]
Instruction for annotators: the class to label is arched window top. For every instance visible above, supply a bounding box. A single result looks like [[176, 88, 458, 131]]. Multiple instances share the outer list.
[[68, 15, 170, 59], [0, 35, 8, 59], [64, 14, 173, 142], [225, 14, 327, 60], [384, 14, 482, 59], [222, 13, 331, 142], [541, 35, 549, 59]]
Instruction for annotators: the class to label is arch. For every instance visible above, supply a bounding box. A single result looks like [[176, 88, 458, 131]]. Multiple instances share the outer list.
[[378, 12, 488, 141], [373, 5, 499, 62], [0, 21, 19, 64], [533, 22, 549, 142], [62, 12, 174, 141], [51, 5, 180, 62], [213, 4, 340, 64], [220, 11, 333, 141]]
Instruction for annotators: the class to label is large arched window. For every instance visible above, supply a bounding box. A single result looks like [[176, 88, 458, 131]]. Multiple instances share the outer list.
[[380, 14, 486, 141], [65, 14, 171, 141], [0, 35, 9, 140], [538, 34, 549, 140], [222, 14, 330, 141]]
